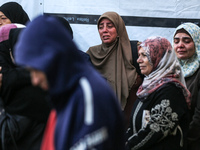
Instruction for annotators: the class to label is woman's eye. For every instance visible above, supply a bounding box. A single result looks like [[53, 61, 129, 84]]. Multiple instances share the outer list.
[[142, 53, 146, 57], [107, 25, 113, 28], [98, 26, 103, 29], [174, 39, 179, 44], [1, 17, 7, 20], [184, 39, 192, 43]]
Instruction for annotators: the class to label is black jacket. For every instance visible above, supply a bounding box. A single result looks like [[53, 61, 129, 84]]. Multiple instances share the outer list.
[[126, 83, 190, 150]]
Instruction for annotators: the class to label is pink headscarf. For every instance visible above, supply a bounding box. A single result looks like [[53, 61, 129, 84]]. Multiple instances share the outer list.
[[0, 23, 25, 42]]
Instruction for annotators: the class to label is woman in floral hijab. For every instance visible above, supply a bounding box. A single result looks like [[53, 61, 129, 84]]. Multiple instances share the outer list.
[[126, 36, 190, 150]]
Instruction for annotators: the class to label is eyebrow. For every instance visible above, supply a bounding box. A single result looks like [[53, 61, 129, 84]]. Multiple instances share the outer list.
[[174, 37, 191, 39], [99, 22, 113, 25], [138, 51, 146, 55], [0, 15, 6, 18]]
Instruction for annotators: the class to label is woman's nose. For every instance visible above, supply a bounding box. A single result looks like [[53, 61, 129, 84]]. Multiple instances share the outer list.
[[177, 40, 185, 48], [102, 26, 107, 32], [137, 57, 142, 63]]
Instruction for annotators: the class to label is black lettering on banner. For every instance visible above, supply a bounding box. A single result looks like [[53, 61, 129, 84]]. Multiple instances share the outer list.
[[44, 13, 200, 28]]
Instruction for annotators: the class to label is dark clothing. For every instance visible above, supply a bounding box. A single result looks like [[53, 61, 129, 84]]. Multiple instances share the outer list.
[[123, 41, 143, 130], [0, 114, 46, 150], [54, 16, 73, 39], [78, 49, 92, 64], [0, 29, 50, 150], [185, 67, 200, 118], [0, 2, 30, 25], [9, 28, 24, 55], [54, 73, 125, 150], [185, 67, 200, 150], [126, 83, 190, 150], [130, 40, 144, 79], [123, 74, 143, 130], [53, 16, 92, 65]]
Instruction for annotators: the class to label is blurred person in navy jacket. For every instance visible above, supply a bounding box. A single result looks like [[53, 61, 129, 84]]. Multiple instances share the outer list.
[[14, 15, 125, 150]]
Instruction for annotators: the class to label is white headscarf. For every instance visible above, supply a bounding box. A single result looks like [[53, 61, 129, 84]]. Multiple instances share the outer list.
[[173, 22, 200, 77]]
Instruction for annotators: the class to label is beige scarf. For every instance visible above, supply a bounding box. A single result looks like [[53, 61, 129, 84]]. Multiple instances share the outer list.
[[87, 11, 137, 109]]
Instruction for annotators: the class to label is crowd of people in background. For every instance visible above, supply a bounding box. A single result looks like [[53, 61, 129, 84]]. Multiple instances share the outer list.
[[0, 1, 199, 150]]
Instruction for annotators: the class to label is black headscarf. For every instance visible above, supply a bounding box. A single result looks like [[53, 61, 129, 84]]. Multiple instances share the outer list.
[[54, 16, 92, 64], [0, 2, 30, 25], [54, 16, 73, 39]]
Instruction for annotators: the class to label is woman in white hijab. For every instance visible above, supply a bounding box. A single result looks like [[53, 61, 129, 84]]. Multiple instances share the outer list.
[[173, 22, 200, 150]]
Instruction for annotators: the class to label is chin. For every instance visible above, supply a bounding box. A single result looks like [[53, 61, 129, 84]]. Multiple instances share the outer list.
[[141, 71, 145, 75], [103, 40, 111, 44], [178, 56, 188, 60]]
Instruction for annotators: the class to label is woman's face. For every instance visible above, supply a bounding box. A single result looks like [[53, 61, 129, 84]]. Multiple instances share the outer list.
[[30, 69, 49, 91], [0, 11, 11, 27], [137, 47, 153, 76], [98, 18, 118, 44], [173, 32, 195, 60]]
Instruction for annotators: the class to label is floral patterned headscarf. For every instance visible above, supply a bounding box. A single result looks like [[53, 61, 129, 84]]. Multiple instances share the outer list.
[[137, 37, 190, 107], [173, 22, 200, 77]]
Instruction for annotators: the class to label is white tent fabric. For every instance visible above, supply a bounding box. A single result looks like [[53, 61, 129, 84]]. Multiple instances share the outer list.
[[0, 0, 200, 51]]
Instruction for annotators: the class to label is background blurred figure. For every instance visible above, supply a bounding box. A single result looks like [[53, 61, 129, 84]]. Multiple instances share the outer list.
[[126, 36, 190, 150], [86, 11, 142, 129], [14, 15, 125, 150], [0, 2, 30, 27], [0, 3, 49, 149], [173, 22, 200, 150], [0, 23, 50, 150], [54, 16, 91, 63]]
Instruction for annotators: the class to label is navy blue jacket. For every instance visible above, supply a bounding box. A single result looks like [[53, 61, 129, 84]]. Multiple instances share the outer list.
[[15, 15, 125, 150]]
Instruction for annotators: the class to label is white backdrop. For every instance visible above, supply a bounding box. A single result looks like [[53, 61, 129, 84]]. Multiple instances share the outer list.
[[0, 0, 200, 51]]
